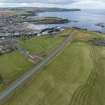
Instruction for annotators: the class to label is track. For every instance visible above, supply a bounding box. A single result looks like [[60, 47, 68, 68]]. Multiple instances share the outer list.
[[0, 30, 76, 103]]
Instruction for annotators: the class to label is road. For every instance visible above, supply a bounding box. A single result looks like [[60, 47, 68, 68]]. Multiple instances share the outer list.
[[0, 30, 75, 102]]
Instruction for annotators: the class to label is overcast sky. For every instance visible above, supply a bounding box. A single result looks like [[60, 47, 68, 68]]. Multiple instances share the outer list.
[[0, 0, 105, 9]]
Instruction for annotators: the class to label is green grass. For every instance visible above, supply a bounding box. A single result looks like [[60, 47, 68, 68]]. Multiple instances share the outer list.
[[3, 29, 105, 105], [19, 36, 64, 55], [18, 29, 72, 55], [0, 51, 33, 91], [2, 36, 93, 105], [0, 31, 70, 91]]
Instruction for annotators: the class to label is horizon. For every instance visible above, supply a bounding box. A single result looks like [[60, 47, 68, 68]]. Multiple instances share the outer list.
[[0, 0, 105, 9]]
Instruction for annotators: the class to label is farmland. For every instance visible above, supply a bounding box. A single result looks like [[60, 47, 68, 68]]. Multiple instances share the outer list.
[[2, 29, 105, 105]]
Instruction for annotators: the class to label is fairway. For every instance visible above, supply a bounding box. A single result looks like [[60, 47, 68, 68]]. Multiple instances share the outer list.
[[2, 29, 105, 105]]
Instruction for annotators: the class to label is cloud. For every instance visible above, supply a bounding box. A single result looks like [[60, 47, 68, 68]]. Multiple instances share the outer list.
[[0, 0, 105, 9], [0, 2, 65, 8], [47, 0, 72, 4], [0, 0, 73, 3], [68, 0, 105, 9]]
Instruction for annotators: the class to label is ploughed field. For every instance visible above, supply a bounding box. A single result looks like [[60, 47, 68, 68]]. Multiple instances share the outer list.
[[2, 29, 105, 105]]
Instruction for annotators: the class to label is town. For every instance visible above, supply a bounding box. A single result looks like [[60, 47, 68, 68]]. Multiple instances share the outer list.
[[0, 14, 65, 38], [0, 10, 66, 55]]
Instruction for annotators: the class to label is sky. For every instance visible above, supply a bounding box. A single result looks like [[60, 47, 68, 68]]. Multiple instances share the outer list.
[[0, 0, 105, 9]]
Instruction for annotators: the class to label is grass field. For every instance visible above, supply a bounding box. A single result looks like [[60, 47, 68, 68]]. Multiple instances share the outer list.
[[0, 30, 70, 92], [69, 30, 105, 105], [19, 37, 63, 55], [0, 51, 33, 91], [19, 30, 71, 55], [2, 29, 105, 105], [3, 42, 92, 105]]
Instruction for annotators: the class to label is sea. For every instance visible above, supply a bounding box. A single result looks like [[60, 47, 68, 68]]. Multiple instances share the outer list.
[[32, 9, 105, 33]]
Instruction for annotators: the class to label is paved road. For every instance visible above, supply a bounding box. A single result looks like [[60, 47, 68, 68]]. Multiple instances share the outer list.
[[0, 30, 75, 102]]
